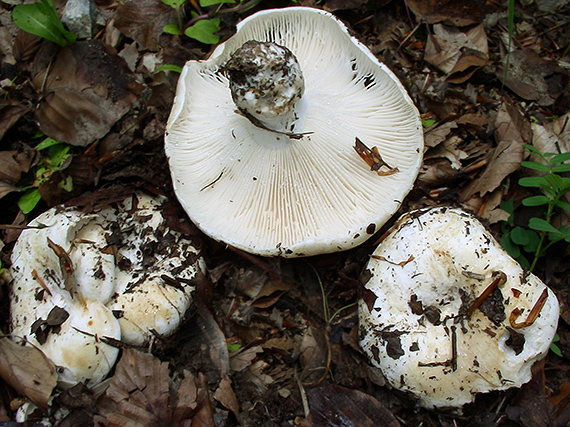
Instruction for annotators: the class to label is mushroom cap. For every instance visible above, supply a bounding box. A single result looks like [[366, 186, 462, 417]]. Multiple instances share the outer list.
[[165, 7, 424, 257], [10, 193, 204, 385], [359, 207, 559, 410]]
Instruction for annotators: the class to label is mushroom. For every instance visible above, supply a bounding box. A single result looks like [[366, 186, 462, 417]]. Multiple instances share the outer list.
[[358, 207, 559, 410], [165, 7, 424, 257], [10, 192, 204, 386]]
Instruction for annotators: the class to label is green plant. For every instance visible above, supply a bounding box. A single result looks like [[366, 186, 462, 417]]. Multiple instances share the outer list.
[[162, 0, 263, 45], [500, 145, 570, 271], [502, 0, 515, 86], [551, 333, 563, 357], [12, 0, 76, 46], [18, 137, 73, 214]]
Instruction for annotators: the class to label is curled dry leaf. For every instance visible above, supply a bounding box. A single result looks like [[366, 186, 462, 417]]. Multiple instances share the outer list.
[[0, 337, 57, 411]]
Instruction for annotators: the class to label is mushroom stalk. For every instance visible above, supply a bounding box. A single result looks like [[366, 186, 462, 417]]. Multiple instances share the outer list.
[[225, 40, 306, 134]]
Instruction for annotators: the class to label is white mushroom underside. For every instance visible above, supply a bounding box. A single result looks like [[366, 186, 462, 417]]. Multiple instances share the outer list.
[[166, 8, 423, 257], [359, 207, 559, 410]]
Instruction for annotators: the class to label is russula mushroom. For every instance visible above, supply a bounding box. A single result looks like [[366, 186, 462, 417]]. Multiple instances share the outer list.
[[165, 7, 424, 257], [10, 192, 204, 386], [359, 207, 559, 410]]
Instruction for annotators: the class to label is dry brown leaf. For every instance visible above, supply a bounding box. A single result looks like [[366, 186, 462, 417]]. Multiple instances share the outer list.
[[114, 0, 175, 51], [0, 337, 57, 411], [307, 384, 400, 427], [32, 40, 142, 147], [499, 48, 569, 106], [461, 102, 529, 199], [406, 0, 489, 26], [424, 23, 488, 82], [0, 100, 31, 140], [229, 345, 263, 372], [213, 375, 239, 418], [100, 349, 210, 427]]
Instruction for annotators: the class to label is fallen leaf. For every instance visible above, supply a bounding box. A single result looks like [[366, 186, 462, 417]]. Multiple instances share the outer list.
[[32, 40, 143, 147], [424, 23, 488, 82], [406, 0, 489, 26], [462, 102, 529, 199], [0, 337, 57, 411], [99, 349, 208, 427], [0, 100, 31, 140], [307, 384, 400, 427], [114, 0, 175, 51], [213, 375, 239, 418], [499, 48, 569, 106]]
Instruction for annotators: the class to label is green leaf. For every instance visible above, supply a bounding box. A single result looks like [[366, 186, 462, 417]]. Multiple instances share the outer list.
[[523, 230, 540, 253], [500, 233, 520, 258], [13, 0, 76, 46], [200, 0, 235, 6], [550, 152, 570, 164], [523, 144, 545, 158], [155, 64, 183, 73], [422, 119, 436, 128], [521, 161, 550, 172], [18, 188, 42, 214], [184, 18, 220, 44], [522, 195, 549, 206], [510, 226, 531, 246], [227, 343, 241, 353], [551, 342, 563, 357], [519, 176, 548, 188], [163, 23, 180, 35], [500, 199, 514, 222], [47, 144, 71, 168], [529, 217, 559, 234], [161, 0, 186, 9], [35, 137, 62, 151], [552, 164, 570, 173], [555, 199, 570, 212]]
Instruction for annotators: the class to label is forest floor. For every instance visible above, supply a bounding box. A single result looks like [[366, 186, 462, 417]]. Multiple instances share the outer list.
[[1, 0, 570, 426]]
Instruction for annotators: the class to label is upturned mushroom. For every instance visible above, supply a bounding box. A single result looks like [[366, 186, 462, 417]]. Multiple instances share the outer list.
[[10, 192, 204, 386], [359, 207, 559, 410], [165, 7, 424, 257]]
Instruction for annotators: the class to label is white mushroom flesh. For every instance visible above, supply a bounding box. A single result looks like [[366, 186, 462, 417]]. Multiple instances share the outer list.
[[359, 207, 559, 410], [165, 7, 424, 257], [10, 192, 204, 386]]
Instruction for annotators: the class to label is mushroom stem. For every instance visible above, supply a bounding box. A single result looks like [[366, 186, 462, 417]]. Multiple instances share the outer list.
[[225, 40, 306, 134]]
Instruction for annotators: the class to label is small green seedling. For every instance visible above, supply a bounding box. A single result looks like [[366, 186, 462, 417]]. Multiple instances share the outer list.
[[12, 0, 77, 46], [18, 137, 73, 214], [519, 144, 570, 270], [162, 0, 261, 45], [551, 333, 563, 357], [500, 145, 570, 271]]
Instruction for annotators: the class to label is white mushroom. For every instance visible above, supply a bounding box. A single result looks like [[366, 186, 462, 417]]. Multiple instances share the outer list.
[[165, 7, 424, 257], [10, 192, 204, 386], [359, 207, 559, 410]]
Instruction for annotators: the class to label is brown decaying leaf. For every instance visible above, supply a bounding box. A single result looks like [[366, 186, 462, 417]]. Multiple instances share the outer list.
[[0, 337, 57, 411], [213, 375, 239, 418], [114, 0, 175, 51], [461, 102, 530, 199], [499, 48, 569, 106], [424, 24, 489, 83], [32, 40, 143, 147], [307, 384, 400, 427], [100, 349, 210, 427], [406, 0, 489, 26], [0, 101, 31, 141]]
